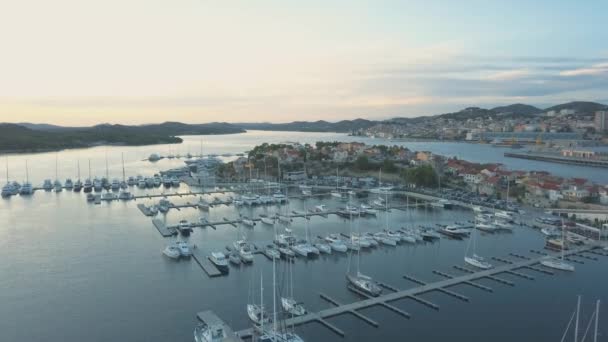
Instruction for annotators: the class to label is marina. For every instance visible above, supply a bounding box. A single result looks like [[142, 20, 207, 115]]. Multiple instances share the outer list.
[[1, 132, 607, 342]]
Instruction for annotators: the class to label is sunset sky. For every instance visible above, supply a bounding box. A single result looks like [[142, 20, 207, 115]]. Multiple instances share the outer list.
[[1, 0, 607, 125]]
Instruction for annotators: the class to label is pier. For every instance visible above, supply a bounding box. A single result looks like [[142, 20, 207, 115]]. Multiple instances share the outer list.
[[504, 152, 608, 168], [191, 249, 223, 277], [234, 245, 603, 339]]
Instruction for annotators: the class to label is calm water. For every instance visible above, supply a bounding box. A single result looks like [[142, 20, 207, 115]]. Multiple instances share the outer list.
[[0, 131, 606, 342]]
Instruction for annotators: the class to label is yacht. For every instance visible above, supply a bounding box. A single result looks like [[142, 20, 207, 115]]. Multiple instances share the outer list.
[[314, 239, 332, 254], [162, 176, 172, 187], [101, 192, 117, 201], [198, 198, 210, 211], [325, 234, 348, 252], [247, 303, 270, 326], [111, 178, 120, 191], [360, 203, 378, 216], [137, 178, 146, 188], [19, 182, 33, 196], [430, 199, 453, 209], [420, 229, 441, 241], [171, 176, 180, 187], [241, 217, 256, 227], [464, 254, 493, 269], [145, 177, 155, 188], [330, 190, 343, 199], [178, 220, 192, 236], [193, 311, 239, 342], [260, 215, 275, 225], [73, 179, 83, 192], [540, 223, 574, 272], [83, 179, 93, 193], [209, 252, 229, 274], [159, 199, 171, 213], [290, 243, 309, 257], [148, 153, 161, 162], [1, 183, 13, 198], [346, 272, 382, 297], [176, 241, 191, 257], [281, 297, 306, 317], [64, 178, 74, 189], [495, 210, 514, 221], [475, 222, 497, 232], [272, 191, 287, 202], [118, 190, 132, 200], [53, 179, 63, 192], [153, 175, 161, 187], [127, 176, 136, 186], [263, 246, 281, 260], [93, 178, 103, 192], [228, 253, 241, 265], [371, 232, 397, 246], [162, 245, 181, 259], [314, 204, 328, 213], [234, 240, 254, 263]]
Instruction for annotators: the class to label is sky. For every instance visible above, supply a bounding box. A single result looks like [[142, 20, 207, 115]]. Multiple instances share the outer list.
[[0, 0, 607, 125]]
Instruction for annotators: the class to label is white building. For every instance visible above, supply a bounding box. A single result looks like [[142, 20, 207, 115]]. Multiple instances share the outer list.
[[560, 109, 575, 116]]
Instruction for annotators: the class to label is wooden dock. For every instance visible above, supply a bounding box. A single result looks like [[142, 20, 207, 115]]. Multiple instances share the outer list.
[[234, 245, 602, 338], [152, 218, 177, 237], [191, 249, 223, 277]]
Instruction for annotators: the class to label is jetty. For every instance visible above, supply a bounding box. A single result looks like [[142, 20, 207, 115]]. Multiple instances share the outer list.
[[234, 245, 603, 339]]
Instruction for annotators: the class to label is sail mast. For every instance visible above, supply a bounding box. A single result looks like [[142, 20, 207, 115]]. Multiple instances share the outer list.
[[574, 295, 580, 342], [594, 300, 600, 342], [121, 153, 126, 182], [272, 255, 277, 332], [25, 160, 29, 183]]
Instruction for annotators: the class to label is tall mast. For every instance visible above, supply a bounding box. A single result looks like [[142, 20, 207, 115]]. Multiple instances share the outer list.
[[55, 154, 58, 180], [77, 160, 80, 180], [121, 153, 126, 182], [272, 255, 277, 332], [260, 272, 264, 333], [88, 159, 91, 179], [25, 160, 29, 183], [5, 157, 9, 183], [105, 152, 109, 179], [594, 300, 600, 342], [575, 295, 580, 342]]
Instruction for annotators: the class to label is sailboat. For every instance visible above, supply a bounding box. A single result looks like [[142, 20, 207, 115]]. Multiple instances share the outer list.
[[330, 167, 343, 199], [83, 159, 93, 193], [73, 160, 83, 192], [281, 258, 306, 316], [256, 250, 305, 342], [464, 215, 493, 269], [1, 158, 14, 198], [19, 160, 33, 195], [346, 194, 382, 297], [247, 272, 270, 326], [118, 153, 132, 200], [540, 221, 575, 272], [53, 154, 63, 192], [559, 296, 601, 342]]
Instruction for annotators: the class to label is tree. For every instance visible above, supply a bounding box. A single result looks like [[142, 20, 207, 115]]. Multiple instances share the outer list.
[[354, 155, 371, 171], [401, 165, 438, 188]]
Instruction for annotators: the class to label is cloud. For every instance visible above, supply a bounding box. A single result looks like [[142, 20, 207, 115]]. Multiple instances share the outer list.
[[484, 69, 531, 81], [559, 62, 608, 76]]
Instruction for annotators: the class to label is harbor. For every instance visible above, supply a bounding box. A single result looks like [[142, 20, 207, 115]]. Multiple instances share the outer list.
[[1, 132, 607, 342]]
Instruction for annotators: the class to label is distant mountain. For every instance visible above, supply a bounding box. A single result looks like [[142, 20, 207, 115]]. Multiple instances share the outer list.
[[0, 122, 245, 153], [235, 119, 377, 133], [544, 101, 607, 114], [491, 103, 542, 116]]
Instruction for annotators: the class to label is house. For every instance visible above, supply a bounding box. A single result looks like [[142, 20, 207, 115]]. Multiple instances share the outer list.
[[462, 170, 482, 184], [562, 186, 590, 201], [284, 171, 307, 181]]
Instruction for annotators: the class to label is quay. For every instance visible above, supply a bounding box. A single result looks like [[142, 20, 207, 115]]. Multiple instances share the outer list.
[[234, 245, 603, 339], [505, 151, 608, 168]]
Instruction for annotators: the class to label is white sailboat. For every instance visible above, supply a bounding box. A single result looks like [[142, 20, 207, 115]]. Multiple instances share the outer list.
[[330, 167, 343, 199], [541, 221, 574, 272], [1, 159, 13, 198], [19, 160, 33, 196], [247, 272, 270, 326], [53, 154, 63, 192], [281, 259, 306, 316], [347, 194, 382, 297], [464, 216, 493, 269]]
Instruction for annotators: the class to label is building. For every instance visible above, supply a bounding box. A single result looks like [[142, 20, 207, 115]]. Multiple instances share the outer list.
[[595, 111, 608, 132], [560, 109, 575, 116], [283, 171, 307, 181]]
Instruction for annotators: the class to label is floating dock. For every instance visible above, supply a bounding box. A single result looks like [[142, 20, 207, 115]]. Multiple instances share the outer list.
[[152, 219, 177, 237], [191, 249, 223, 277], [234, 245, 602, 339]]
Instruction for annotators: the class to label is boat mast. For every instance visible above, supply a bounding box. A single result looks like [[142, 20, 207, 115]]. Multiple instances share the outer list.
[[121, 153, 126, 182], [575, 295, 580, 342], [5, 157, 9, 184], [88, 159, 91, 179], [55, 154, 58, 180], [260, 272, 264, 334], [594, 300, 600, 342], [272, 254, 277, 333], [77, 160, 80, 181], [25, 160, 29, 183], [105, 151, 109, 179]]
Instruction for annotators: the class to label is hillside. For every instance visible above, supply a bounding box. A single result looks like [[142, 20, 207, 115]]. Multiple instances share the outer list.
[[491, 103, 542, 116], [235, 119, 377, 132], [544, 101, 607, 114], [0, 122, 245, 153]]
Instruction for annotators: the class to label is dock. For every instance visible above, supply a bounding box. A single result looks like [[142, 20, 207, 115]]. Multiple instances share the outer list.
[[152, 218, 177, 237], [234, 245, 601, 338], [191, 249, 223, 277]]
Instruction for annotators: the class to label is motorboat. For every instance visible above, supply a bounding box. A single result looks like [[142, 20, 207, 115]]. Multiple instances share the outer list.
[[162, 245, 181, 259], [148, 205, 159, 216], [53, 179, 63, 192], [371, 232, 397, 246], [301, 190, 312, 196], [384, 230, 403, 243], [73, 179, 83, 192], [360, 203, 378, 216], [83, 179, 93, 193], [281, 297, 306, 316], [101, 192, 117, 201], [314, 240, 332, 254], [290, 243, 309, 257], [148, 153, 161, 162], [159, 199, 171, 213], [495, 210, 514, 221], [346, 272, 382, 297], [118, 190, 132, 200], [127, 176, 136, 186], [145, 177, 155, 188], [162, 176, 172, 187], [19, 182, 33, 195], [272, 191, 287, 203], [260, 215, 275, 225], [193, 310, 239, 342], [43, 179, 53, 191], [465, 254, 493, 269], [314, 204, 327, 213], [541, 227, 559, 237], [234, 240, 254, 263], [228, 253, 241, 265], [94, 178, 103, 192], [420, 229, 441, 241], [1, 183, 13, 198], [178, 220, 192, 236], [198, 198, 210, 211], [176, 241, 191, 257], [430, 199, 453, 209], [241, 217, 256, 227], [64, 178, 74, 189], [137, 178, 147, 188], [325, 234, 348, 252], [209, 252, 229, 274], [263, 246, 281, 260], [475, 222, 498, 232], [330, 190, 343, 199], [171, 176, 180, 187], [153, 175, 161, 187]]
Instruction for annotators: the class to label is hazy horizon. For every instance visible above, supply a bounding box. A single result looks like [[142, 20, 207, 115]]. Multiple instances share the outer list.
[[1, 0, 607, 126]]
